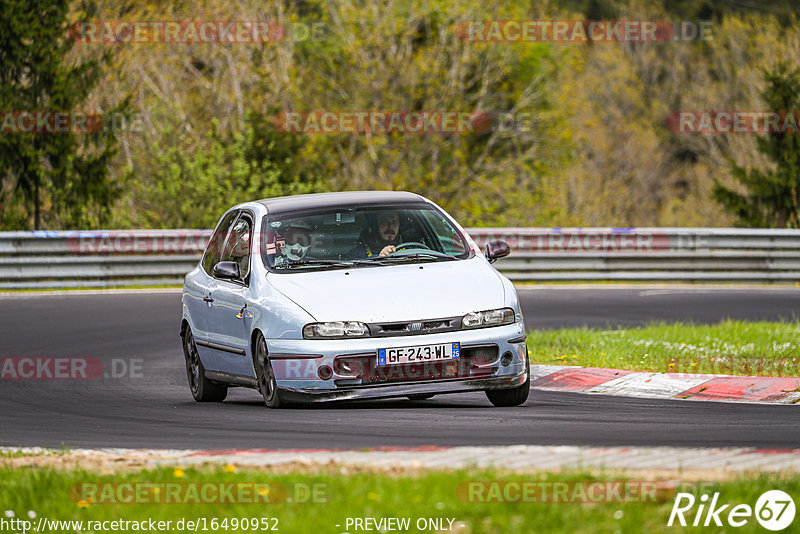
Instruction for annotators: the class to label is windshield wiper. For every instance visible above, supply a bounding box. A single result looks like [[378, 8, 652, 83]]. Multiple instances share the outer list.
[[276, 259, 355, 270], [364, 252, 457, 264], [348, 260, 384, 267], [276, 254, 456, 270]]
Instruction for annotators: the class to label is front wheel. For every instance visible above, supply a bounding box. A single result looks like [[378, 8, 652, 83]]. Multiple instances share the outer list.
[[485, 357, 530, 407], [183, 327, 227, 402], [254, 332, 284, 408]]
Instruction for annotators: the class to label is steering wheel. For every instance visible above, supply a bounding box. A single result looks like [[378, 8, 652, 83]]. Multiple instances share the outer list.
[[391, 241, 431, 252]]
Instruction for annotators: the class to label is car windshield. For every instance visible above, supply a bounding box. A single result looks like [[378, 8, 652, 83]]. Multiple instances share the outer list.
[[261, 204, 471, 271]]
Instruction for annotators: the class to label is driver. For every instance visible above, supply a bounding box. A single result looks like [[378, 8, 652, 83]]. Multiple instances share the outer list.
[[349, 210, 403, 258]]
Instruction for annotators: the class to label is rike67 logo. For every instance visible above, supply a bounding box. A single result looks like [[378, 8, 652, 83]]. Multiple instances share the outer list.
[[668, 490, 795, 531]]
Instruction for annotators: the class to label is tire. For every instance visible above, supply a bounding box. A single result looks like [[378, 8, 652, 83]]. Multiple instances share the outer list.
[[407, 394, 435, 400], [485, 356, 530, 407], [183, 327, 227, 402], [254, 332, 284, 408]]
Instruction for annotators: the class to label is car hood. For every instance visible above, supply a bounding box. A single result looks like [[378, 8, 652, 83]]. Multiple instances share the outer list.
[[266, 257, 506, 322]]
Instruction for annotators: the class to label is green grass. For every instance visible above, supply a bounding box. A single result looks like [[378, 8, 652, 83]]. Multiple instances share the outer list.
[[0, 450, 39, 459], [0, 466, 797, 533], [0, 446, 70, 458], [527, 320, 800, 377]]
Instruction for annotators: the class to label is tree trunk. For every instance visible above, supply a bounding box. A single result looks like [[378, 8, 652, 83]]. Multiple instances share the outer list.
[[34, 178, 40, 230]]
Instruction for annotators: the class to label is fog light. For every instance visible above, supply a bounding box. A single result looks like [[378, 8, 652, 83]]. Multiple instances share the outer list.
[[318, 365, 333, 380], [501, 352, 513, 366]]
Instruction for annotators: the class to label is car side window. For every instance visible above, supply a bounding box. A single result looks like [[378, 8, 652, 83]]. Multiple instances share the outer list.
[[202, 210, 239, 275], [219, 214, 253, 280]]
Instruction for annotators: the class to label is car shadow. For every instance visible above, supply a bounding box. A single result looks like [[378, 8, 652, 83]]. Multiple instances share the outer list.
[[223, 396, 490, 410]]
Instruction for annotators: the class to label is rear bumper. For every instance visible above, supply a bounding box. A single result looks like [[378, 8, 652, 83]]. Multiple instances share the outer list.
[[279, 368, 528, 403]]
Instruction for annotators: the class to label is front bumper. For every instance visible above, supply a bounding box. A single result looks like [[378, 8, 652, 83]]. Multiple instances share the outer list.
[[280, 370, 528, 403], [266, 321, 528, 401]]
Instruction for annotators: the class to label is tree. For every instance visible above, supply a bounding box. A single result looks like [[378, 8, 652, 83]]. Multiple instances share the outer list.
[[0, 0, 121, 229], [130, 115, 323, 228], [713, 63, 800, 228]]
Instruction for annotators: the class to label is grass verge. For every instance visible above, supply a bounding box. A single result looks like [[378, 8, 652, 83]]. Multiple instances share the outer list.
[[0, 465, 797, 533], [527, 320, 800, 377]]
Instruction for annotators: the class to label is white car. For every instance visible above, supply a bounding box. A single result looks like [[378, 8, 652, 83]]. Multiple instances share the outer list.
[[180, 191, 529, 407]]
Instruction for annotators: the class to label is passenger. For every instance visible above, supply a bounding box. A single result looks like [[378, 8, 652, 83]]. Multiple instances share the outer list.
[[349, 210, 403, 258], [274, 220, 312, 265]]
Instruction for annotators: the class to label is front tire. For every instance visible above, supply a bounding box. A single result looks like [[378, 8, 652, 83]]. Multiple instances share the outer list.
[[183, 327, 227, 402], [254, 332, 284, 408], [485, 356, 530, 407]]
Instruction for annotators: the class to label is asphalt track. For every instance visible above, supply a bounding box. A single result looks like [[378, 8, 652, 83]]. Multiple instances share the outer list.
[[0, 287, 798, 450]]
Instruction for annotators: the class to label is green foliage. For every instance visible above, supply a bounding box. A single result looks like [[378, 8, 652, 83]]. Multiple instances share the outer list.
[[3, 464, 799, 534], [127, 115, 324, 228], [279, 0, 560, 227], [562, 0, 800, 20], [528, 320, 800, 377], [0, 0, 122, 229], [5, 0, 799, 229], [714, 63, 800, 228]]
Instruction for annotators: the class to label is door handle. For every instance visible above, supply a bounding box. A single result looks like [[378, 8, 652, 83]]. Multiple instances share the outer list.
[[203, 295, 214, 303]]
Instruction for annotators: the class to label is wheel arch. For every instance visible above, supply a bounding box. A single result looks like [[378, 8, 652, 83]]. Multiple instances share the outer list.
[[250, 328, 266, 371]]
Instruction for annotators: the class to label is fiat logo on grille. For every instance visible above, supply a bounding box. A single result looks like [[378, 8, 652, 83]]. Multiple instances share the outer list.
[[410, 322, 423, 331]]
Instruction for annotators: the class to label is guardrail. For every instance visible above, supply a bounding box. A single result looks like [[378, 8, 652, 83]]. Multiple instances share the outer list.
[[1, 228, 799, 288]]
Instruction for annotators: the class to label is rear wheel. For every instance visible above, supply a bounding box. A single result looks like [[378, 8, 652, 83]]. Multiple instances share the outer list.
[[485, 356, 530, 407], [254, 332, 284, 408], [183, 327, 227, 402]]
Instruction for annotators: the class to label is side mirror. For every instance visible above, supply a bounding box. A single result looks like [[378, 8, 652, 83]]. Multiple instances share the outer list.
[[213, 261, 240, 280], [485, 240, 510, 263]]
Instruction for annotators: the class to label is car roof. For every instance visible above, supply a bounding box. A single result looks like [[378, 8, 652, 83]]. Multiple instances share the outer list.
[[254, 191, 428, 214]]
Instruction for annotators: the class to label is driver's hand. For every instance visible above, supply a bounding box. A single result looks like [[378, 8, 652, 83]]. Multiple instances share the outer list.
[[379, 245, 396, 257]]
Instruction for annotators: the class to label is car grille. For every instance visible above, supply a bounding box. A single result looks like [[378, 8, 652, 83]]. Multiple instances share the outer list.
[[332, 345, 499, 386], [367, 316, 462, 337]]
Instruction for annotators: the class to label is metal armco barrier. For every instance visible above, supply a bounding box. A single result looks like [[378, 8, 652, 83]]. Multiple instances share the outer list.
[[0, 228, 799, 288]]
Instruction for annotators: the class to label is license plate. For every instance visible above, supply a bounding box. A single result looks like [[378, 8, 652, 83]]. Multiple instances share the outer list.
[[377, 342, 460, 366]]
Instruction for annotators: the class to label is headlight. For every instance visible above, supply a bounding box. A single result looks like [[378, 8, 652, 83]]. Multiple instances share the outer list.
[[462, 308, 515, 329], [303, 321, 370, 339]]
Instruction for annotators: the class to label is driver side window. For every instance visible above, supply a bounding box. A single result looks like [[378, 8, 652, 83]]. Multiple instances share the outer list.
[[202, 210, 239, 275], [219, 214, 253, 280]]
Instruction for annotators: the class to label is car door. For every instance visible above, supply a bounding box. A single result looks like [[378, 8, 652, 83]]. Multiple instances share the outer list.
[[204, 211, 255, 377], [186, 209, 239, 364]]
